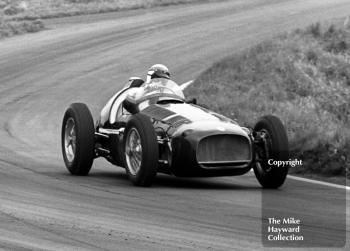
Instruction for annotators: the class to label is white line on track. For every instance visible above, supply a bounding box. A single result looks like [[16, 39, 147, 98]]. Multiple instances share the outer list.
[[182, 79, 349, 191], [288, 175, 350, 190]]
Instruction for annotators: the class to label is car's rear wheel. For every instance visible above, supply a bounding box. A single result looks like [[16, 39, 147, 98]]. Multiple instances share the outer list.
[[61, 103, 95, 175], [253, 115, 289, 189], [124, 114, 158, 186]]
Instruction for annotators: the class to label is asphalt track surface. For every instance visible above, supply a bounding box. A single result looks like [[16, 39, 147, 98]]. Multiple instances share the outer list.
[[0, 0, 349, 250]]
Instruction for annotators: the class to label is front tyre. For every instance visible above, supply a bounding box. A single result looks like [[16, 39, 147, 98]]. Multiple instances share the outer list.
[[61, 103, 95, 175], [124, 114, 158, 187], [253, 115, 289, 189]]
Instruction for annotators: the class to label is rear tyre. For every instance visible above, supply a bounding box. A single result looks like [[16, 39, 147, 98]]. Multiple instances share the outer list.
[[61, 103, 95, 175], [253, 115, 289, 189], [124, 114, 158, 186]]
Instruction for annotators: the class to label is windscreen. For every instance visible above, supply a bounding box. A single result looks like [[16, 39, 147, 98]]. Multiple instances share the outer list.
[[141, 78, 185, 99]]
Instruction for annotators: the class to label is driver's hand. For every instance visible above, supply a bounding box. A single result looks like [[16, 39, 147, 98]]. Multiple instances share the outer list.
[[186, 98, 197, 104]]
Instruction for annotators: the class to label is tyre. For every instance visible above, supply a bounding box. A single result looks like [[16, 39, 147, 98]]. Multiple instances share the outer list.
[[253, 115, 289, 189], [61, 103, 95, 175], [124, 114, 158, 186]]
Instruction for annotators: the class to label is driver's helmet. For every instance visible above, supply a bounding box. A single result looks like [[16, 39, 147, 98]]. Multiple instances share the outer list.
[[146, 64, 170, 83]]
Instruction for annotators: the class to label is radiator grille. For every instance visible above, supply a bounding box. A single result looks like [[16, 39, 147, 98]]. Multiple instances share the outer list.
[[197, 135, 251, 164]]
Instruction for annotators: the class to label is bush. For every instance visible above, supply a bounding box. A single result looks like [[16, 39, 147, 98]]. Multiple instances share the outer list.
[[306, 22, 321, 38], [4, 4, 25, 15], [0, 1, 6, 9], [0, 18, 44, 38]]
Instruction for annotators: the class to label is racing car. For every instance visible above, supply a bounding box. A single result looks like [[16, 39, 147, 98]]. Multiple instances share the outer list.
[[61, 77, 289, 188]]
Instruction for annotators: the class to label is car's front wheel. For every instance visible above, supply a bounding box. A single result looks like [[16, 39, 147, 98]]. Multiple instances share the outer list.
[[124, 114, 158, 186], [253, 115, 289, 189], [61, 103, 95, 175]]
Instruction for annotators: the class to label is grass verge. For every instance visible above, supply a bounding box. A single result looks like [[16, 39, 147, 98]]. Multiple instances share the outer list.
[[185, 20, 350, 181], [0, 0, 215, 38], [0, 1, 45, 38], [10, 0, 213, 20]]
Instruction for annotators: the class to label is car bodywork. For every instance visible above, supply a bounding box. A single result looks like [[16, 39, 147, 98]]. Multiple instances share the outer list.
[[95, 78, 254, 177], [62, 76, 289, 188]]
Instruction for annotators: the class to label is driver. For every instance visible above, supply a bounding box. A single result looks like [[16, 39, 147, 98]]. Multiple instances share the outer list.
[[145, 64, 171, 83], [100, 64, 183, 125], [127, 64, 185, 103], [142, 64, 184, 98]]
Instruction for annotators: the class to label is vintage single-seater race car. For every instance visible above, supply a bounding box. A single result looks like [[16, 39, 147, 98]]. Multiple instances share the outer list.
[[61, 77, 290, 188]]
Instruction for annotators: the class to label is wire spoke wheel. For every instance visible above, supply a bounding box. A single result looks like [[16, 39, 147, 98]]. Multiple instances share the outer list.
[[125, 128, 143, 175], [64, 118, 76, 163], [61, 103, 95, 176], [256, 129, 273, 173], [253, 115, 289, 189], [123, 114, 158, 186]]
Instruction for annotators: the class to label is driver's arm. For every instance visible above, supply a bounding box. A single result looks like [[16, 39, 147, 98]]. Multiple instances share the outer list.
[[125, 87, 145, 103], [123, 88, 146, 114]]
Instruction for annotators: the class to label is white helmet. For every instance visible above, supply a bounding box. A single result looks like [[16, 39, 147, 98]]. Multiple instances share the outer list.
[[146, 64, 170, 82]]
